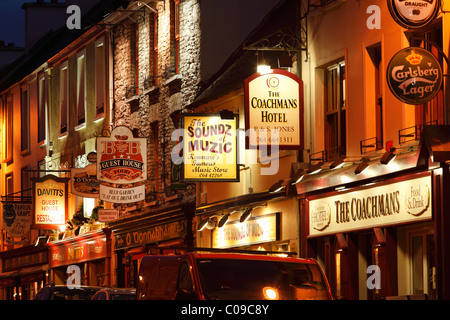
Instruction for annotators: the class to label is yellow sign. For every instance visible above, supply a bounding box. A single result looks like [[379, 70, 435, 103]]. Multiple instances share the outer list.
[[212, 213, 279, 248], [182, 114, 239, 182], [32, 175, 68, 230]]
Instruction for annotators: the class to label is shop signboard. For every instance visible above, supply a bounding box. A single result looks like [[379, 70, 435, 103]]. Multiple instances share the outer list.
[[387, 47, 442, 105], [182, 113, 240, 182], [31, 175, 69, 230], [212, 213, 280, 248], [71, 164, 101, 198], [99, 184, 146, 203], [2, 201, 32, 238], [308, 173, 432, 237], [96, 126, 147, 184], [244, 69, 303, 150], [387, 0, 440, 29], [97, 208, 119, 222]]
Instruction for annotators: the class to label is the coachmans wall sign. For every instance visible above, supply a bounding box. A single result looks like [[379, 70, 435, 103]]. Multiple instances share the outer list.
[[387, 0, 440, 29], [97, 126, 147, 184], [308, 173, 432, 237], [387, 47, 442, 105]]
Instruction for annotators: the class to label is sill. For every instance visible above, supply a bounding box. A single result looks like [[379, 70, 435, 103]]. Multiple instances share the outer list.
[[75, 123, 86, 131], [125, 95, 139, 104], [164, 73, 182, 85], [94, 114, 105, 123], [38, 140, 47, 149], [58, 132, 68, 140], [21, 149, 31, 157], [143, 85, 159, 95]]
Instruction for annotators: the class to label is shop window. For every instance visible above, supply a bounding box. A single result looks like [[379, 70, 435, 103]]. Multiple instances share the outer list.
[[324, 61, 346, 160]]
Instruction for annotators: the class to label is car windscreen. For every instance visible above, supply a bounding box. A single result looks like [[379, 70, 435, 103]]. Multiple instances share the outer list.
[[50, 288, 98, 300], [195, 259, 331, 300]]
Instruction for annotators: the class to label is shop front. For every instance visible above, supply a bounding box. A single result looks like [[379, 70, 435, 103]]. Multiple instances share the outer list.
[[108, 201, 195, 288], [195, 190, 299, 255], [298, 127, 450, 300], [46, 229, 111, 287], [0, 245, 48, 300]]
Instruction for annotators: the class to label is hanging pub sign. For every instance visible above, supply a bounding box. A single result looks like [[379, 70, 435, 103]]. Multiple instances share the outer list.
[[244, 69, 303, 150], [182, 113, 240, 182], [96, 126, 147, 184], [71, 164, 101, 198], [2, 201, 32, 238], [32, 175, 69, 230], [387, 47, 442, 105], [387, 0, 440, 29], [99, 184, 146, 204]]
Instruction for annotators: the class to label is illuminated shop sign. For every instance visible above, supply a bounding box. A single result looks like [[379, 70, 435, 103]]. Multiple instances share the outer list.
[[244, 69, 303, 150], [99, 184, 146, 204], [182, 113, 239, 182], [212, 213, 280, 248], [97, 126, 147, 184], [387, 47, 442, 105], [308, 174, 432, 237], [32, 175, 69, 230], [387, 0, 440, 29], [71, 164, 101, 198], [49, 237, 107, 268]]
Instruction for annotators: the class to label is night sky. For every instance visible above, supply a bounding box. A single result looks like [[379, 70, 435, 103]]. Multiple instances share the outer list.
[[0, 0, 25, 47]]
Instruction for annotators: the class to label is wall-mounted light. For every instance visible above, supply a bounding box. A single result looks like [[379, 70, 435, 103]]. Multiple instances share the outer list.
[[218, 213, 230, 228], [354, 158, 370, 175], [257, 51, 271, 74], [197, 217, 216, 231], [290, 169, 305, 185], [269, 179, 285, 193], [240, 208, 253, 223], [330, 157, 345, 170], [307, 162, 323, 174], [380, 147, 396, 165]]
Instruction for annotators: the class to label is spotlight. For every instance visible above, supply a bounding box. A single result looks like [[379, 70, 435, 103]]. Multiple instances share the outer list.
[[380, 148, 396, 165], [269, 179, 285, 193], [240, 208, 252, 223], [290, 169, 305, 185], [330, 157, 345, 170], [257, 51, 271, 74], [219, 109, 234, 121], [218, 214, 230, 228], [197, 218, 216, 231], [307, 162, 323, 174], [354, 158, 370, 175]]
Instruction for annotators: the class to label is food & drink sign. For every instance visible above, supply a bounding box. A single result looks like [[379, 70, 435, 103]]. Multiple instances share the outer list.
[[308, 173, 432, 237], [245, 69, 303, 149], [32, 175, 68, 230], [97, 126, 147, 184], [387, 0, 440, 29], [387, 47, 442, 105]]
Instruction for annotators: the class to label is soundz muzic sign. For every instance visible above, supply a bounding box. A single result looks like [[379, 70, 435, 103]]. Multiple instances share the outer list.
[[308, 174, 432, 237], [387, 47, 442, 105]]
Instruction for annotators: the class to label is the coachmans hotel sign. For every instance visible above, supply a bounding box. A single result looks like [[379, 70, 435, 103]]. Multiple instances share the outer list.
[[308, 173, 432, 237]]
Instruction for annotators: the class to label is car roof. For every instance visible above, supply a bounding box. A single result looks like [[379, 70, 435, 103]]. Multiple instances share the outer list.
[[99, 288, 136, 294], [189, 253, 317, 264]]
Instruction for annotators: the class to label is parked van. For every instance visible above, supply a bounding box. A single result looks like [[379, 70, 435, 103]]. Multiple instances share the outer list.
[[137, 251, 333, 300]]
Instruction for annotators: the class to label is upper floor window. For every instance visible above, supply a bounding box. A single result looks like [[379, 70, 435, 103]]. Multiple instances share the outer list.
[[325, 61, 346, 160], [77, 51, 86, 127], [4, 95, 13, 163], [130, 23, 139, 96], [95, 38, 106, 118], [38, 73, 47, 143], [21, 85, 30, 154], [149, 10, 158, 86], [60, 61, 69, 135], [170, 0, 180, 75]]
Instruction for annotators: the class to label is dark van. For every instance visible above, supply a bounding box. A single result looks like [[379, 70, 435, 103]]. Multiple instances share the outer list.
[[137, 251, 333, 300]]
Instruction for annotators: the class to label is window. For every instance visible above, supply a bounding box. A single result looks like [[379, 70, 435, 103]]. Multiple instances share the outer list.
[[60, 61, 69, 135], [150, 11, 158, 85], [95, 38, 106, 117], [130, 23, 139, 95], [325, 61, 346, 160], [38, 74, 47, 143], [4, 95, 13, 162], [5, 173, 13, 201], [170, 0, 180, 75], [21, 166, 31, 200], [77, 52, 86, 127], [21, 86, 30, 153], [366, 44, 383, 150], [151, 121, 160, 193], [411, 23, 443, 126]]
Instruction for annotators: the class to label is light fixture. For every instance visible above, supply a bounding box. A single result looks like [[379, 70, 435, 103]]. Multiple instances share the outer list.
[[219, 109, 234, 121], [330, 157, 345, 170], [354, 158, 370, 175], [240, 208, 253, 223], [307, 162, 323, 174], [380, 147, 396, 165], [218, 214, 230, 228], [290, 169, 305, 185], [257, 51, 271, 74], [278, 52, 292, 69], [269, 179, 285, 193], [197, 217, 216, 231]]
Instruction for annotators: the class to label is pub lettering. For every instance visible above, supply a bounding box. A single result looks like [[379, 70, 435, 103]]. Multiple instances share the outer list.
[[251, 90, 297, 124], [335, 191, 400, 223]]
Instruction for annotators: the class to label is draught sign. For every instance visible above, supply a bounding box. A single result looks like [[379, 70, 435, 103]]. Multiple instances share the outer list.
[[387, 47, 442, 105], [244, 69, 303, 149], [97, 126, 147, 184]]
